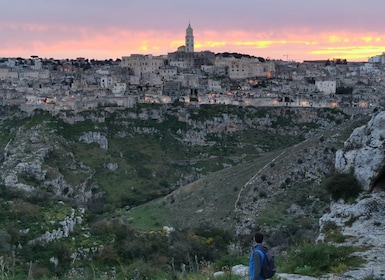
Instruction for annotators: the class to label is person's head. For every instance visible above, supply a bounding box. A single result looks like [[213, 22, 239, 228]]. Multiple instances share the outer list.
[[254, 232, 264, 243]]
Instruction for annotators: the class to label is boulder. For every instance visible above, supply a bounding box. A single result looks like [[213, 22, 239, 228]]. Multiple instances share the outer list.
[[213, 271, 225, 278], [231, 264, 248, 277]]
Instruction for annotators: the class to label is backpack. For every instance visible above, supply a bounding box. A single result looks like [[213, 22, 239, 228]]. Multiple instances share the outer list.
[[255, 249, 276, 279]]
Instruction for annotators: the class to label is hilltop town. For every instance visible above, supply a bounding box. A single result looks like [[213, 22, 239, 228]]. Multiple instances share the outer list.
[[1, 24, 385, 114]]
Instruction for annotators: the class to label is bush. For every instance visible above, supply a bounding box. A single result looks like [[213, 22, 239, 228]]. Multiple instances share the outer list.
[[278, 242, 362, 277], [323, 172, 362, 201], [0, 231, 12, 254], [125, 259, 168, 280], [90, 220, 110, 236], [9, 200, 42, 223]]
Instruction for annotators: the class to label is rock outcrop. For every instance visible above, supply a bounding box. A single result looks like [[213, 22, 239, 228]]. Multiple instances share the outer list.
[[28, 207, 85, 245], [0, 121, 97, 204], [335, 111, 385, 191], [314, 111, 385, 279], [317, 192, 385, 280], [78, 131, 108, 150]]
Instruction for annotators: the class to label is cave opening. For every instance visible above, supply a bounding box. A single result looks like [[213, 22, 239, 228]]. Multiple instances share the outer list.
[[372, 165, 385, 191]]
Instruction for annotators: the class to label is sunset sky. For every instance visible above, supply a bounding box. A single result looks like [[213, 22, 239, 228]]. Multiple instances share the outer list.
[[1, 0, 384, 62]]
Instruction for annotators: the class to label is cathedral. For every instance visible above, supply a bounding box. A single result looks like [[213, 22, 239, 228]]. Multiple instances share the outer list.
[[167, 23, 215, 68]]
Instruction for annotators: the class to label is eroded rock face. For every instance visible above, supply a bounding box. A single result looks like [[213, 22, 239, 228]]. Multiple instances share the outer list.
[[335, 111, 385, 191], [78, 131, 108, 150], [0, 123, 96, 203], [317, 192, 385, 280]]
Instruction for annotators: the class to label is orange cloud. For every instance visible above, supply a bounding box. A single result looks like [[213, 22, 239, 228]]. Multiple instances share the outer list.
[[310, 45, 385, 60], [196, 41, 226, 49], [1, 24, 385, 62], [233, 40, 287, 49]]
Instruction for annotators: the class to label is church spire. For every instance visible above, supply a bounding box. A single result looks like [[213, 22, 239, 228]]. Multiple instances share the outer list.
[[185, 22, 194, 53]]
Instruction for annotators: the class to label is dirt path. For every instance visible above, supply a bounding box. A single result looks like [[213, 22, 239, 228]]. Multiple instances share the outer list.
[[233, 149, 287, 210], [233, 118, 356, 213]]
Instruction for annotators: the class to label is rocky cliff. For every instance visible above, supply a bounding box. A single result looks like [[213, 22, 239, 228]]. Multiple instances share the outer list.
[[316, 111, 385, 279], [335, 111, 385, 191], [316, 192, 385, 280]]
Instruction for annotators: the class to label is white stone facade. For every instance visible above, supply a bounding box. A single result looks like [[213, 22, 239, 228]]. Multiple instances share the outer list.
[[100, 75, 116, 89], [315, 80, 336, 94], [228, 59, 268, 79], [0, 68, 19, 80], [159, 66, 178, 80], [120, 54, 165, 76]]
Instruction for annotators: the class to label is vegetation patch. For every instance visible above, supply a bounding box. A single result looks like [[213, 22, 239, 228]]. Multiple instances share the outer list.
[[323, 171, 362, 201], [277, 242, 363, 277]]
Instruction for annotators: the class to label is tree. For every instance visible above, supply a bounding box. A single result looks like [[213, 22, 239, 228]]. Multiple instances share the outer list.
[[323, 172, 362, 201]]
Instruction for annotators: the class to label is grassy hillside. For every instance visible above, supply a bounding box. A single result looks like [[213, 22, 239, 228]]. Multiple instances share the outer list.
[[125, 112, 369, 246], [126, 149, 285, 231]]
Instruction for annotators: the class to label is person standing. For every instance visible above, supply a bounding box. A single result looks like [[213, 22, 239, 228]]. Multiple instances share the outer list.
[[249, 232, 268, 280]]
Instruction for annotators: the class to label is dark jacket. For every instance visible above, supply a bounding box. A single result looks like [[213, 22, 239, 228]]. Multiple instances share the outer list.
[[249, 243, 268, 280]]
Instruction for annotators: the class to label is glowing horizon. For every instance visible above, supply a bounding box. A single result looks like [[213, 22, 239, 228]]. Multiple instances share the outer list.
[[0, 0, 384, 62]]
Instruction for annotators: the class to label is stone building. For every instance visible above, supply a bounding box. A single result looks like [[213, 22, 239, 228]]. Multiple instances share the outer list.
[[168, 51, 215, 69], [120, 54, 165, 76], [315, 80, 336, 95]]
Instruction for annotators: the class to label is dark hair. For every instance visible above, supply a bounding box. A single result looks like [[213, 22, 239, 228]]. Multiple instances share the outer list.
[[254, 232, 264, 243]]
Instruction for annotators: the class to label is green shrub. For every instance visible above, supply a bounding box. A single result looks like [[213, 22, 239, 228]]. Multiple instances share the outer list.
[[259, 190, 267, 198], [0, 231, 12, 255], [125, 259, 168, 280], [9, 200, 42, 223], [90, 220, 110, 236], [326, 230, 346, 243], [322, 221, 339, 232], [323, 172, 362, 201], [278, 242, 362, 277], [345, 216, 359, 227]]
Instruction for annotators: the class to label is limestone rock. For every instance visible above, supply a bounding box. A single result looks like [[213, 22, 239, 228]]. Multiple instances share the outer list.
[[335, 111, 385, 191], [78, 131, 108, 150], [28, 207, 85, 246], [318, 192, 385, 280], [231, 264, 249, 277], [213, 271, 225, 278]]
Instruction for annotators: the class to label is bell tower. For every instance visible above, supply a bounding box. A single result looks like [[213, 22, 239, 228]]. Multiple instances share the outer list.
[[185, 22, 194, 53]]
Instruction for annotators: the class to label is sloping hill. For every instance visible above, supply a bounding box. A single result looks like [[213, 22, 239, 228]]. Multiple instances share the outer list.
[[126, 149, 284, 230], [126, 116, 369, 243]]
